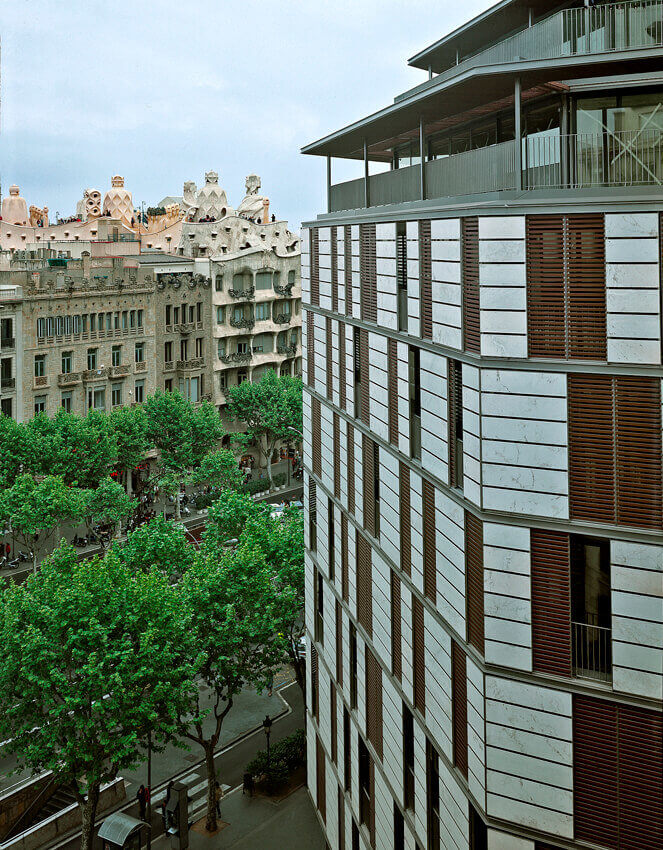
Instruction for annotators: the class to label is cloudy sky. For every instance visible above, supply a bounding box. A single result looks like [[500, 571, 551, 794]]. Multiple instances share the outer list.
[[0, 0, 492, 229]]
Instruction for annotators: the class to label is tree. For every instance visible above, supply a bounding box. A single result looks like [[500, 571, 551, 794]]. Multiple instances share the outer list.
[[0, 415, 34, 487], [178, 541, 294, 831], [109, 405, 151, 496], [202, 492, 305, 694], [188, 449, 244, 492], [114, 514, 195, 579], [144, 391, 224, 519], [226, 370, 302, 487], [0, 545, 199, 850], [28, 409, 118, 487], [0, 474, 88, 571], [82, 477, 136, 546]]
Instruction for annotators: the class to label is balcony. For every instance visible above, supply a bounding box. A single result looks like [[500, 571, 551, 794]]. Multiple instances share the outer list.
[[277, 342, 298, 356], [135, 361, 147, 373], [0, 338, 15, 350], [174, 322, 194, 334], [274, 282, 295, 296], [33, 375, 49, 389], [58, 372, 81, 387], [273, 313, 292, 325], [176, 358, 204, 371], [109, 364, 130, 379], [1, 377, 15, 390], [82, 368, 108, 381], [229, 316, 255, 330], [228, 285, 255, 300], [402, 0, 663, 100], [330, 127, 663, 211], [220, 352, 252, 365]]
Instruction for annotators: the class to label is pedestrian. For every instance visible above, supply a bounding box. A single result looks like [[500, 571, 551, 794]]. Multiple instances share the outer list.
[[266, 675, 273, 697], [162, 780, 174, 829], [5, 542, 10, 558], [136, 784, 147, 821], [214, 781, 223, 817]]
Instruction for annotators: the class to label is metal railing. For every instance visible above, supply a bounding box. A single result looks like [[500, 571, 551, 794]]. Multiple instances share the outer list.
[[399, 0, 663, 102], [426, 140, 517, 196], [572, 621, 612, 682], [525, 128, 663, 188]]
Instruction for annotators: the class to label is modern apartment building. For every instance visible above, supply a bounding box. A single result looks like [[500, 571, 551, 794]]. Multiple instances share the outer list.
[[301, 3, 663, 849]]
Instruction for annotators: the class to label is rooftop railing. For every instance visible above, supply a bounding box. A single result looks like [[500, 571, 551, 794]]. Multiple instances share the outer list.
[[329, 128, 663, 211], [398, 0, 663, 102]]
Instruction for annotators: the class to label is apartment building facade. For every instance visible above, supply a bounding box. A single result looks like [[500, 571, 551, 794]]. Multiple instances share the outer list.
[[301, 2, 663, 849]]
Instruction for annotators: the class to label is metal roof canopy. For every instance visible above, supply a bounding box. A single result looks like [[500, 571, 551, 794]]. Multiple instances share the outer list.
[[97, 812, 148, 846], [408, 0, 570, 72], [301, 54, 662, 160]]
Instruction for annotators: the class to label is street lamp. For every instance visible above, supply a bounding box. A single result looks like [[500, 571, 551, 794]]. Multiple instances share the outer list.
[[262, 714, 273, 766]]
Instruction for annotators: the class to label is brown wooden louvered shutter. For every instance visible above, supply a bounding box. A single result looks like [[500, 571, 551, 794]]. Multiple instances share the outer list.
[[422, 479, 436, 603], [360, 223, 377, 323], [347, 422, 355, 515], [399, 462, 411, 576], [306, 311, 315, 388], [447, 359, 462, 488], [344, 225, 353, 317], [531, 529, 571, 677], [615, 376, 662, 530], [567, 214, 606, 359], [365, 647, 383, 760], [391, 570, 402, 681], [341, 512, 349, 601], [359, 329, 370, 425], [412, 596, 425, 714], [573, 695, 619, 848], [330, 682, 338, 764], [419, 220, 432, 339], [338, 786, 345, 850], [617, 703, 663, 850], [333, 413, 341, 499], [387, 337, 398, 445], [451, 640, 468, 777], [338, 320, 347, 411], [331, 226, 339, 313], [462, 216, 480, 353], [310, 228, 320, 306], [311, 643, 319, 719], [465, 511, 484, 654], [326, 316, 333, 400], [311, 397, 322, 478], [356, 531, 372, 637], [527, 215, 565, 358], [362, 434, 376, 538], [316, 735, 326, 822], [568, 373, 615, 525]]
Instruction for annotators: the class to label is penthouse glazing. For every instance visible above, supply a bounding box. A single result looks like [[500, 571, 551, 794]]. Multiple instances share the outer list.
[[301, 2, 663, 849]]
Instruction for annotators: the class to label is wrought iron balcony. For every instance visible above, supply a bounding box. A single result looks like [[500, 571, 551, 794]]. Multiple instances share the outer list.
[[220, 352, 252, 364], [0, 338, 15, 350], [229, 316, 255, 330], [572, 621, 612, 683], [1, 377, 15, 389], [277, 343, 298, 356], [228, 286, 255, 300], [274, 282, 295, 296], [273, 313, 292, 325]]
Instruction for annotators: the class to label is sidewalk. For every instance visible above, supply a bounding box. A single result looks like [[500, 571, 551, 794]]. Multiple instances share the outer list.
[[155, 785, 325, 850]]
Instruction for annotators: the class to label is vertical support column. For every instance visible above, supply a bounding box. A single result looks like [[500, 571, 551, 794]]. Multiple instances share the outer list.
[[514, 76, 522, 191], [364, 139, 370, 208], [428, 65, 433, 80], [419, 117, 426, 201], [561, 94, 569, 187], [327, 156, 332, 214], [528, 7, 534, 26]]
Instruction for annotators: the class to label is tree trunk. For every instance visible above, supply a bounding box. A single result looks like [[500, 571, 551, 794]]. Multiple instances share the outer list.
[[175, 477, 182, 521], [203, 741, 219, 832], [79, 784, 100, 850], [126, 470, 133, 498]]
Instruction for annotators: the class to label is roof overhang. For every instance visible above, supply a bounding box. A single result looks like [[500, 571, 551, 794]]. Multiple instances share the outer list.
[[301, 51, 663, 161]]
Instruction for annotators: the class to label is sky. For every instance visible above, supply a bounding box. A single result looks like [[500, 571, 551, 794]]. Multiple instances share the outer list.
[[0, 0, 493, 230]]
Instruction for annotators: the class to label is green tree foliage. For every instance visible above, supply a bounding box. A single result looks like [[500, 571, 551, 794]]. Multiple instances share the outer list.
[[144, 391, 224, 518], [226, 370, 302, 486], [82, 477, 136, 546], [114, 514, 195, 578], [0, 545, 199, 850], [109, 405, 150, 495], [202, 491, 305, 693], [188, 449, 244, 492], [0, 474, 88, 571], [178, 540, 296, 831], [0, 416, 34, 487]]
